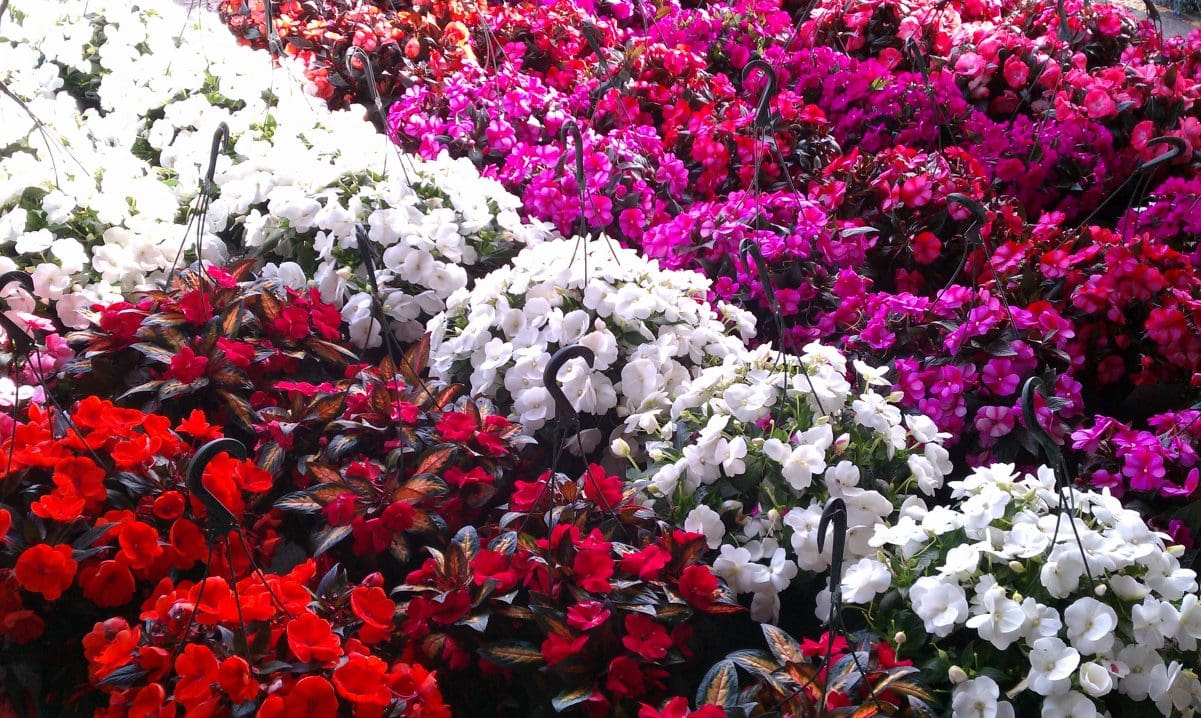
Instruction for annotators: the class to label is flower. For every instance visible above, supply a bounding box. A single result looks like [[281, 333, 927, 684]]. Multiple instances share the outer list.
[[14, 544, 77, 601], [333, 653, 392, 707], [1028, 636, 1081, 695], [622, 613, 673, 661], [286, 612, 343, 664], [951, 676, 1015, 718]]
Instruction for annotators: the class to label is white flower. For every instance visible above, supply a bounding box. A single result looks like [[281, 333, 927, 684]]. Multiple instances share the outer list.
[[752, 548, 798, 595], [1077, 661, 1113, 698], [909, 577, 968, 637], [1027, 636, 1080, 696], [852, 359, 891, 386], [1117, 644, 1164, 700], [951, 676, 1015, 718], [1041, 691, 1096, 718], [840, 558, 890, 604], [684, 505, 725, 550], [1063, 597, 1117, 656], [713, 545, 768, 594], [851, 390, 902, 434], [966, 583, 1026, 650]]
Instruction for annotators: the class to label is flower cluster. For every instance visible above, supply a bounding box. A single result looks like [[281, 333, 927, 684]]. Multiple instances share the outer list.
[[0, 0, 547, 343], [860, 464, 1201, 716], [428, 238, 754, 434], [632, 343, 951, 622]]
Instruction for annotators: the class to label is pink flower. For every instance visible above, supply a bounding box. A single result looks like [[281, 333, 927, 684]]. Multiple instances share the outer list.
[[1083, 87, 1117, 119], [1002, 55, 1029, 88]]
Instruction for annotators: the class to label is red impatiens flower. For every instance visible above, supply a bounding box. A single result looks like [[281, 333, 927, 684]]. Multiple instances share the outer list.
[[14, 543, 77, 601], [286, 611, 343, 663], [271, 305, 312, 341], [573, 549, 614, 593], [622, 614, 672, 661], [119, 521, 164, 570], [389, 662, 452, 718], [215, 337, 255, 368], [129, 683, 175, 718], [176, 409, 223, 441], [581, 464, 623, 508], [566, 600, 611, 631], [218, 656, 259, 703], [638, 697, 725, 718], [79, 559, 136, 607], [678, 565, 719, 610], [435, 411, 476, 442], [260, 675, 340, 718], [619, 544, 671, 581], [350, 586, 395, 644], [605, 655, 648, 699], [541, 632, 588, 665], [166, 345, 209, 384], [174, 643, 220, 705], [333, 652, 392, 707]]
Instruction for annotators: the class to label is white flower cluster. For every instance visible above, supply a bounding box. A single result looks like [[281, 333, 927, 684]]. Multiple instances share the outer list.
[[0, 0, 547, 339], [427, 237, 755, 435], [635, 344, 951, 623], [866, 464, 1201, 718]]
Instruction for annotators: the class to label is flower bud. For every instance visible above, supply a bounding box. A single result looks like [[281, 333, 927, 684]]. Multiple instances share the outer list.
[[1008, 561, 1025, 574], [1168, 544, 1185, 558], [649, 448, 667, 462], [1094, 583, 1107, 597], [887, 390, 905, 403], [893, 631, 907, 645], [611, 438, 632, 459], [948, 666, 968, 685]]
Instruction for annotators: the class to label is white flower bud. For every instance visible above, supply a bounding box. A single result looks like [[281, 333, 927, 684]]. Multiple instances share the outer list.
[[1008, 561, 1025, 574], [948, 666, 968, 685], [611, 438, 631, 459], [893, 631, 907, 645]]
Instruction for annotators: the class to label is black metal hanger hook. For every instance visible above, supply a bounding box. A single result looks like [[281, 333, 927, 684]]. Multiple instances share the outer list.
[[203, 122, 231, 195], [543, 345, 595, 429], [1138, 136, 1189, 175], [740, 58, 777, 129], [817, 497, 848, 603], [185, 437, 248, 539], [345, 46, 387, 119], [559, 120, 589, 238]]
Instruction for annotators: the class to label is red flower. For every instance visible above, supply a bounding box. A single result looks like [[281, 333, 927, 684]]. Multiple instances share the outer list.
[[14, 543, 77, 601], [435, 411, 476, 442], [271, 305, 311, 341], [215, 338, 255, 368], [445, 466, 492, 488], [79, 559, 135, 607], [605, 655, 647, 699], [219, 656, 259, 703], [573, 549, 614, 593], [350, 586, 395, 644], [678, 565, 719, 610], [0, 610, 44, 644], [129, 683, 175, 718], [0, 508, 9, 538], [622, 614, 672, 661], [174, 643, 220, 705], [581, 464, 624, 508], [566, 600, 611, 631], [323, 492, 358, 526], [388, 662, 451, 718], [430, 589, 471, 625], [619, 544, 671, 581], [153, 491, 186, 520], [286, 611, 343, 663], [177, 290, 211, 324], [800, 632, 848, 658], [52, 456, 106, 504], [381, 500, 415, 532], [119, 521, 164, 570], [308, 290, 343, 340], [166, 345, 209, 384], [282, 675, 340, 718], [541, 632, 588, 665], [177, 409, 223, 441], [638, 698, 724, 718], [333, 653, 392, 706]]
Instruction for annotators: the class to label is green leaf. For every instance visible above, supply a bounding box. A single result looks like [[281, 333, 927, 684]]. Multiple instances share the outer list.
[[312, 525, 352, 557], [477, 641, 544, 669], [762, 624, 805, 665], [274, 491, 324, 514], [697, 660, 739, 708], [551, 684, 593, 712]]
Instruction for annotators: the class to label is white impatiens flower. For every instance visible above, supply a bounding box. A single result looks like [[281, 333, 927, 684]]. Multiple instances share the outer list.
[[951, 676, 1015, 718], [713, 545, 768, 595], [1041, 690, 1096, 718], [910, 576, 968, 637], [1027, 636, 1080, 696], [840, 558, 891, 604], [1063, 597, 1118, 656], [684, 505, 725, 550], [1077, 661, 1113, 698]]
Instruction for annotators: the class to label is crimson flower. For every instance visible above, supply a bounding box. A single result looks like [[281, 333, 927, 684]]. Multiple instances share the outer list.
[[333, 653, 392, 707], [14, 543, 77, 601], [166, 345, 208, 383], [566, 600, 611, 631], [286, 611, 343, 663], [541, 632, 588, 665], [622, 614, 672, 661]]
